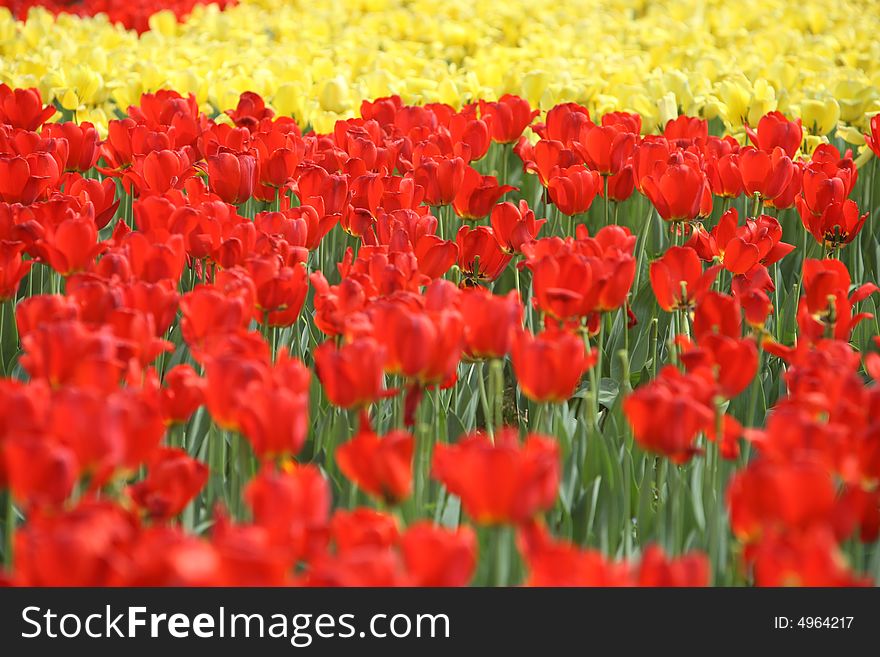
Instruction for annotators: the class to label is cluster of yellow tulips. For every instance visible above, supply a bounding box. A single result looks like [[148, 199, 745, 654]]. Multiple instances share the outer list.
[[1, 0, 878, 153]]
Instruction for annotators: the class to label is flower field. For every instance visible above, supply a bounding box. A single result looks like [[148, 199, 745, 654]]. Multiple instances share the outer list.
[[1, 0, 880, 587]]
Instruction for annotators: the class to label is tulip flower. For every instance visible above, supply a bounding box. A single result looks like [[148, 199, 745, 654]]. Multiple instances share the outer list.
[[0, 84, 56, 131], [797, 197, 868, 249], [532, 102, 591, 145], [547, 164, 601, 216], [413, 155, 466, 206], [649, 246, 719, 311], [745, 111, 803, 158], [865, 114, 880, 159], [738, 146, 795, 201], [452, 166, 516, 220], [623, 366, 715, 463], [642, 160, 712, 222], [42, 121, 101, 172], [479, 95, 539, 144], [573, 122, 637, 175], [511, 326, 594, 403], [460, 288, 523, 360], [686, 208, 794, 275], [314, 337, 388, 409], [490, 200, 546, 253], [207, 151, 257, 205], [128, 448, 209, 520], [455, 225, 512, 282], [432, 429, 560, 525], [0, 241, 33, 300], [336, 427, 414, 504]]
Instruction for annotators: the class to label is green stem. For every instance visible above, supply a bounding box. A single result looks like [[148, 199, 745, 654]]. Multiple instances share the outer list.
[[3, 490, 14, 571], [751, 194, 762, 218], [0, 298, 11, 376], [490, 359, 504, 431], [476, 361, 493, 437], [490, 525, 513, 586], [603, 175, 610, 227]]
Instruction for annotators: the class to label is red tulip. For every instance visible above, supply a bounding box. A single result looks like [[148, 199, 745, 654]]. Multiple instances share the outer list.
[[631, 137, 673, 192], [401, 522, 477, 586], [573, 122, 637, 175], [67, 176, 120, 229], [705, 152, 744, 198], [245, 256, 308, 327], [314, 337, 388, 409], [511, 326, 595, 403], [519, 522, 631, 586], [649, 245, 719, 311], [599, 166, 635, 202], [3, 432, 77, 509], [635, 545, 711, 587], [745, 111, 802, 158], [310, 273, 368, 337], [179, 284, 252, 351], [12, 501, 138, 586], [42, 121, 100, 172], [692, 291, 742, 341], [681, 333, 758, 399], [0, 241, 33, 300], [796, 258, 877, 342], [623, 366, 715, 463], [39, 207, 103, 275], [479, 95, 540, 143], [866, 114, 880, 159], [452, 166, 516, 219], [663, 115, 709, 146], [797, 197, 868, 249], [0, 152, 60, 204], [642, 160, 712, 222], [206, 151, 256, 205], [14, 294, 78, 338], [527, 244, 598, 320], [455, 224, 512, 282], [245, 464, 330, 563], [686, 208, 794, 275], [432, 428, 560, 525], [532, 102, 591, 145], [225, 91, 275, 130], [764, 159, 803, 210], [732, 265, 775, 329], [413, 155, 466, 206], [236, 350, 311, 459], [747, 526, 871, 587], [370, 299, 463, 386], [0, 84, 56, 130], [461, 288, 523, 359], [490, 200, 546, 253], [447, 112, 491, 162], [295, 163, 350, 219], [330, 508, 399, 554], [125, 149, 194, 196], [129, 448, 208, 520], [547, 165, 601, 216], [159, 364, 206, 425], [738, 146, 795, 200], [519, 138, 581, 187], [336, 427, 414, 504]]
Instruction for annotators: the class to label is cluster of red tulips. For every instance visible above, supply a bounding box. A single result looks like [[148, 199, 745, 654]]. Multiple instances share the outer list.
[[1, 81, 879, 586], [0, 0, 233, 31]]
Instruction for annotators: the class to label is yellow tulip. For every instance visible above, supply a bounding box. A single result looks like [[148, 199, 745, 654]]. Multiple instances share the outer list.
[[800, 97, 841, 136], [318, 76, 352, 114], [0, 0, 877, 137]]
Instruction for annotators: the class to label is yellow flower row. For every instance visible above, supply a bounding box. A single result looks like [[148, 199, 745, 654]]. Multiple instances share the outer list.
[[1, 0, 879, 145]]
